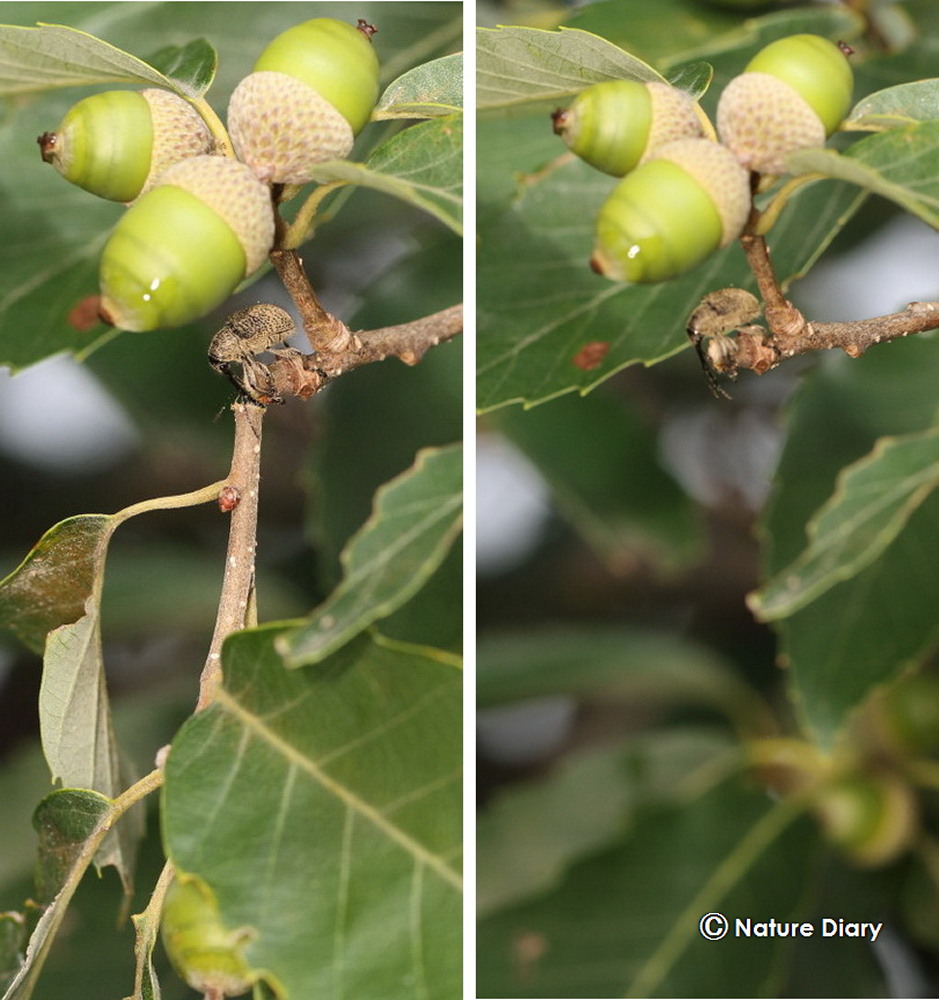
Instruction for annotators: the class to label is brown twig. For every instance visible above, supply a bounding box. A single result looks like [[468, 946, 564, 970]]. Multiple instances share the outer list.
[[268, 248, 354, 354], [706, 292, 939, 386], [739, 228, 811, 341], [787, 301, 939, 358], [197, 241, 459, 702], [696, 208, 939, 391], [268, 247, 463, 372], [722, 301, 939, 376], [261, 303, 463, 400], [263, 245, 462, 400], [196, 401, 264, 710], [328, 304, 463, 370]]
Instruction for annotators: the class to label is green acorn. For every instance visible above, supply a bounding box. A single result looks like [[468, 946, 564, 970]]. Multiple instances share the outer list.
[[815, 772, 918, 868], [38, 89, 213, 203], [717, 33, 853, 174], [98, 155, 275, 332], [591, 138, 751, 283], [551, 80, 705, 177], [227, 17, 380, 184], [161, 875, 258, 997]]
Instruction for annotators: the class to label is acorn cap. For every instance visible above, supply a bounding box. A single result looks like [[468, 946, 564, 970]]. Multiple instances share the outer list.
[[228, 70, 354, 184], [643, 82, 707, 159], [156, 155, 275, 274], [648, 138, 751, 246], [717, 72, 827, 175], [140, 89, 213, 196]]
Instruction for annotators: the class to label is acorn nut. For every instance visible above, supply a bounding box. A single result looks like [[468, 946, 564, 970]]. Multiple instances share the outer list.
[[227, 17, 380, 184], [717, 33, 853, 175], [552, 80, 705, 177], [98, 154, 275, 332], [590, 138, 751, 284], [38, 89, 213, 203], [815, 773, 918, 868]]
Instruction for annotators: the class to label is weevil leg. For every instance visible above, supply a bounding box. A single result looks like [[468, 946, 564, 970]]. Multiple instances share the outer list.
[[238, 356, 283, 406], [686, 325, 733, 400]]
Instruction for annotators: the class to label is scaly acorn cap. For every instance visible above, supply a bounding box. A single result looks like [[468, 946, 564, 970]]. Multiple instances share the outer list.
[[552, 80, 704, 177], [645, 82, 710, 157], [98, 155, 275, 332], [142, 89, 215, 194], [38, 88, 212, 203], [717, 72, 826, 175], [228, 17, 379, 185], [717, 34, 853, 175], [227, 71, 354, 184]]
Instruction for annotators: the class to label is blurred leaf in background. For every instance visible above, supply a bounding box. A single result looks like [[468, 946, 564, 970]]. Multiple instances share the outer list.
[[476, 1, 939, 997]]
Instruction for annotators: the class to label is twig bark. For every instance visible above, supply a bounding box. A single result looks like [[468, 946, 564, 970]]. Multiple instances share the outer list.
[[266, 247, 462, 396], [786, 301, 939, 358], [326, 303, 464, 370], [198, 247, 460, 703], [129, 858, 176, 998], [196, 402, 264, 710], [263, 247, 462, 401], [725, 300, 939, 375], [697, 209, 939, 389], [269, 248, 354, 353], [739, 230, 811, 341]]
